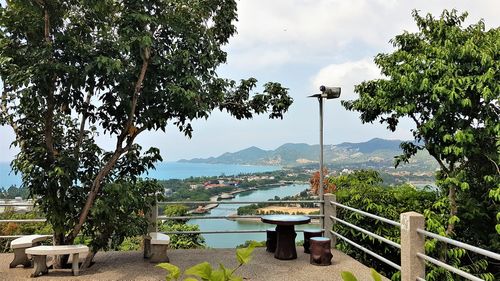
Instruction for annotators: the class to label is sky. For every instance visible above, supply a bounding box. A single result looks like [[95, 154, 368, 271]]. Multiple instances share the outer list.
[[1, 0, 499, 162]]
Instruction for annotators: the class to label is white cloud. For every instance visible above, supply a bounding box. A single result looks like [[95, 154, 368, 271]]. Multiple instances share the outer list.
[[2, 1, 500, 162], [312, 58, 381, 100], [227, 0, 500, 70]]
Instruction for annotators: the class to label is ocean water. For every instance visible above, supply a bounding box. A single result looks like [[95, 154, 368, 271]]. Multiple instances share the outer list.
[[0, 162, 280, 188], [189, 184, 320, 248], [0, 162, 313, 248]]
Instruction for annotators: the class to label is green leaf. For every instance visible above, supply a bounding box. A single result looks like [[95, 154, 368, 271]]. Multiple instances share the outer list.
[[341, 271, 358, 281], [235, 244, 255, 265], [156, 263, 181, 280], [370, 268, 382, 281], [183, 278, 198, 281], [185, 262, 212, 279], [218, 263, 232, 279], [209, 269, 225, 281]]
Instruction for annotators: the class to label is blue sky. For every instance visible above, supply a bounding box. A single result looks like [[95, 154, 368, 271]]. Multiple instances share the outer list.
[[1, 0, 499, 162]]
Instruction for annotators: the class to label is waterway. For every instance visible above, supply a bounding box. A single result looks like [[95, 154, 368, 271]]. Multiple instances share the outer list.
[[187, 183, 320, 248]]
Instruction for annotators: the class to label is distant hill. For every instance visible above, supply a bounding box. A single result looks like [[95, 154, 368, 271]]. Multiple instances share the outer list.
[[178, 138, 436, 169]]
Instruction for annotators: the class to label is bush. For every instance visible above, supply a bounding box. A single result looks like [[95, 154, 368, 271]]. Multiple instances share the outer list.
[[334, 182, 437, 280], [160, 223, 205, 249]]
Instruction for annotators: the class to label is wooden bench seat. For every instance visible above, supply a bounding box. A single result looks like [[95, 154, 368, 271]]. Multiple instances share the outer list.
[[9, 235, 49, 268], [144, 232, 170, 263], [25, 245, 89, 277]]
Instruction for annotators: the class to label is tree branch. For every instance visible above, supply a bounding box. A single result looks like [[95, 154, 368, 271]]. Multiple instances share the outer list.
[[119, 47, 150, 142], [485, 154, 500, 176], [44, 4, 50, 44], [74, 85, 94, 159], [68, 47, 151, 242], [409, 114, 451, 175], [42, 4, 57, 162]]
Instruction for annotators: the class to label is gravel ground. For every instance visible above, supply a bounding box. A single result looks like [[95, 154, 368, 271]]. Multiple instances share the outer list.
[[0, 248, 389, 281]]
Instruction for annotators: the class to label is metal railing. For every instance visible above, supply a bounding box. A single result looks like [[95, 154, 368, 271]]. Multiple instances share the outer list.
[[327, 197, 500, 281], [328, 198, 402, 273], [415, 228, 500, 281], [3, 197, 500, 281], [157, 199, 323, 235], [0, 202, 47, 239]]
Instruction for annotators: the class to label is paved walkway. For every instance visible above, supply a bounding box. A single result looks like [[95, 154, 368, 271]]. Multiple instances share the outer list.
[[0, 248, 388, 281]]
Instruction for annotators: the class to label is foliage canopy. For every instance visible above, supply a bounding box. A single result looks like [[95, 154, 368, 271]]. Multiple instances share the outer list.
[[0, 0, 292, 265], [343, 9, 499, 240]]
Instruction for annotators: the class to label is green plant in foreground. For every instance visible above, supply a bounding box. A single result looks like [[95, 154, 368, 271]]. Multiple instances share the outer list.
[[341, 268, 383, 281], [157, 242, 257, 281]]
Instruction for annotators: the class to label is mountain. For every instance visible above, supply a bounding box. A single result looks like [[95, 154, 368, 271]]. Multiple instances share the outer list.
[[336, 138, 402, 153], [178, 138, 434, 168]]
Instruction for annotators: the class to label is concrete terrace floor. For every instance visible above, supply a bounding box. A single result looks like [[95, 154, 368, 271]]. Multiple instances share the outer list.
[[0, 248, 389, 281]]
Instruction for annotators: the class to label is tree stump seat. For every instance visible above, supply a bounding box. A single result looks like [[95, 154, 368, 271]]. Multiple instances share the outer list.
[[9, 235, 49, 268], [144, 232, 170, 263], [25, 245, 89, 277], [309, 237, 332, 266], [266, 228, 277, 253], [303, 229, 322, 254]]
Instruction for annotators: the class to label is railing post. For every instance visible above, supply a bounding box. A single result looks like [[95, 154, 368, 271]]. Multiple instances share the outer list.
[[146, 196, 158, 233], [400, 212, 425, 281], [323, 193, 336, 248]]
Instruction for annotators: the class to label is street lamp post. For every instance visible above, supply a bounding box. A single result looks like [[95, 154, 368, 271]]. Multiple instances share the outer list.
[[309, 85, 341, 235]]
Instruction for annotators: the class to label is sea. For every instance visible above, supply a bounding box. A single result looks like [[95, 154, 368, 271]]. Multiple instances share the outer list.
[[0, 162, 280, 188], [0, 162, 316, 248]]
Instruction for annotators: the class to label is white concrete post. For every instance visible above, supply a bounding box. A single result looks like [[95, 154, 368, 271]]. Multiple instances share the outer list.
[[146, 197, 158, 233], [323, 193, 336, 247], [400, 212, 425, 281]]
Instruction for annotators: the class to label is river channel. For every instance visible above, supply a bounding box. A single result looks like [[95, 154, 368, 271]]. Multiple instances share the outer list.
[[187, 183, 320, 248]]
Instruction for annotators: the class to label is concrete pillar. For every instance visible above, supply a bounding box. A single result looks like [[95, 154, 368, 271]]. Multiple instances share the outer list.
[[323, 193, 336, 248], [400, 212, 425, 281], [146, 198, 158, 233]]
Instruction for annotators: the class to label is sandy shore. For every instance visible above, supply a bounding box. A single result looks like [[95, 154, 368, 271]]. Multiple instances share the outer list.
[[257, 206, 319, 214]]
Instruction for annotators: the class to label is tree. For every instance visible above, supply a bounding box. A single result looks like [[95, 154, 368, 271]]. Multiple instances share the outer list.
[[343, 9, 499, 245], [309, 168, 336, 195], [0, 0, 292, 266], [329, 170, 383, 190]]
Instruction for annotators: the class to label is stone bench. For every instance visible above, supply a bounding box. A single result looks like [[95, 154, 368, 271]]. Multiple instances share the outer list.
[[9, 235, 49, 268], [25, 245, 89, 277], [144, 232, 170, 263]]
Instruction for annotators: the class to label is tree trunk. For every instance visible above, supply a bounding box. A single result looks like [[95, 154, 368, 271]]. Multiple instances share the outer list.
[[81, 250, 96, 269], [53, 232, 69, 268], [446, 185, 458, 235]]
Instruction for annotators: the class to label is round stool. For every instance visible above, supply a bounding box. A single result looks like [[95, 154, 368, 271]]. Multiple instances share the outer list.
[[266, 228, 277, 253], [303, 229, 322, 253], [310, 237, 332, 266]]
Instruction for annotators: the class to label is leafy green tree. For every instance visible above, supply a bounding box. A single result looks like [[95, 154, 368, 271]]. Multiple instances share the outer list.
[[163, 205, 189, 218], [0, 0, 291, 266], [333, 180, 437, 279], [160, 223, 205, 249], [79, 179, 162, 266], [160, 203, 205, 249], [343, 9, 499, 243], [330, 170, 383, 190]]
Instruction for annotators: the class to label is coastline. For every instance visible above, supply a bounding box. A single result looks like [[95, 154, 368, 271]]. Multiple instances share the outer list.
[[227, 214, 320, 225], [191, 181, 309, 213]]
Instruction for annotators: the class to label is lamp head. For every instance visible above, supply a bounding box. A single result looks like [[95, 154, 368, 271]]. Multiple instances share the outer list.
[[319, 85, 341, 99]]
